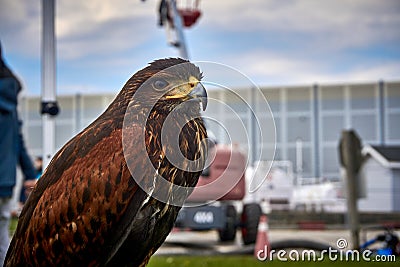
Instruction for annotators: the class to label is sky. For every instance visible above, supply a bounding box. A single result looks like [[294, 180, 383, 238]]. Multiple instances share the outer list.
[[0, 0, 399, 96]]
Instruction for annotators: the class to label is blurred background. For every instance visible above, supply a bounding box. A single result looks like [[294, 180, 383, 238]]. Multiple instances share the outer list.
[[1, 1, 399, 94], [1, 0, 400, 263]]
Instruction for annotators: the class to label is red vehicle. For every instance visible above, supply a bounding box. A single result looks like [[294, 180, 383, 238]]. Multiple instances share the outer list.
[[175, 143, 262, 244]]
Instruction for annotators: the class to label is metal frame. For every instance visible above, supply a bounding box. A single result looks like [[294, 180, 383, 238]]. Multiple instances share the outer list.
[[168, 0, 189, 59], [41, 0, 57, 168]]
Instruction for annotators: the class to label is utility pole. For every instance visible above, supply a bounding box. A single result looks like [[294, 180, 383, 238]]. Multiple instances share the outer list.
[[338, 130, 363, 249]]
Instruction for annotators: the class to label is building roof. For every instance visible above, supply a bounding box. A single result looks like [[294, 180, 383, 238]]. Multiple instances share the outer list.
[[372, 146, 400, 162], [362, 145, 400, 169]]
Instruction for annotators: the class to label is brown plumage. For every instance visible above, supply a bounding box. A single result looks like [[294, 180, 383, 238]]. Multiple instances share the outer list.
[[5, 58, 208, 266]]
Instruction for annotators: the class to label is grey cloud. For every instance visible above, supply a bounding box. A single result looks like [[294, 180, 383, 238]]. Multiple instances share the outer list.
[[201, 0, 400, 49]]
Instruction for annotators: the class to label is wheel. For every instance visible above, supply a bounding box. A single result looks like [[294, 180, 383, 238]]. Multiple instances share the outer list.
[[241, 203, 262, 245], [218, 205, 237, 242]]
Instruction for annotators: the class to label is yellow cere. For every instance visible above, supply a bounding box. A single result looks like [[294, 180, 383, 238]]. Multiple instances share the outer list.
[[165, 76, 199, 99]]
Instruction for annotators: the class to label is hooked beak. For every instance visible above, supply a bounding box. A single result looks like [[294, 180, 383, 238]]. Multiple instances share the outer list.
[[188, 82, 208, 111]]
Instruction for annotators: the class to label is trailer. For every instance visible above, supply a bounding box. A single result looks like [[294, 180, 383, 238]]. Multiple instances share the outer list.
[[174, 144, 262, 244]]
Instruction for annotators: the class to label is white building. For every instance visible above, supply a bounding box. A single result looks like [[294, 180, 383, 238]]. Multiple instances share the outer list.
[[359, 145, 400, 212], [19, 80, 400, 182]]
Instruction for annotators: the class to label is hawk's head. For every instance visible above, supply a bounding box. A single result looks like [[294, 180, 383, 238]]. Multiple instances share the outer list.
[[124, 58, 207, 113]]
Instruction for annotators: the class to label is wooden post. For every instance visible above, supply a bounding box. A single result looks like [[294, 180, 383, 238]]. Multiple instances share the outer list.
[[338, 130, 363, 249]]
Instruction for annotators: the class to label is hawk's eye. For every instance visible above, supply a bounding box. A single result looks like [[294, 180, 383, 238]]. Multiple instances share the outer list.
[[153, 79, 169, 90]]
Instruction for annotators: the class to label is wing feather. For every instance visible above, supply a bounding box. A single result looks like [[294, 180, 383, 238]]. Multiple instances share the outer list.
[[5, 117, 158, 266]]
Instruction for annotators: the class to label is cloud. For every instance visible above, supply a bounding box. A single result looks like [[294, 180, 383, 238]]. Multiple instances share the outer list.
[[1, 0, 399, 95], [56, 0, 159, 60], [218, 50, 400, 86], [0, 0, 161, 60], [0, 1, 40, 57], [219, 50, 320, 85], [201, 0, 400, 50], [3, 0, 399, 60], [336, 62, 400, 83]]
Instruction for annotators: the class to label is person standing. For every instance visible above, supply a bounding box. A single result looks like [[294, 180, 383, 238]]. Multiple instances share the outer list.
[[0, 42, 37, 266]]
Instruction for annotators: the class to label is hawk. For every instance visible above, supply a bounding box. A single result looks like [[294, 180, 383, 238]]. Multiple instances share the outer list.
[[5, 58, 208, 266]]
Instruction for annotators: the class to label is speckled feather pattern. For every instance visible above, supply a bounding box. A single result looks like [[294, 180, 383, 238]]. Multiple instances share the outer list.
[[5, 58, 207, 267]]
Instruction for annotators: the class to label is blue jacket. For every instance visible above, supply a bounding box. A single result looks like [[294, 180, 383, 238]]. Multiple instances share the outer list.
[[0, 73, 36, 198]]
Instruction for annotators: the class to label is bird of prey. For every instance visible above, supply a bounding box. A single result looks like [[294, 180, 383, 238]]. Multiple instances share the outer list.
[[5, 58, 208, 266]]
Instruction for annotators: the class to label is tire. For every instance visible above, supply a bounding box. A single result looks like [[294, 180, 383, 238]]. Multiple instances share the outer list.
[[218, 205, 237, 242], [241, 203, 262, 245]]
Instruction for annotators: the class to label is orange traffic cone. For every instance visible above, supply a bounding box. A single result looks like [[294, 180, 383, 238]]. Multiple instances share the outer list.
[[254, 214, 270, 261]]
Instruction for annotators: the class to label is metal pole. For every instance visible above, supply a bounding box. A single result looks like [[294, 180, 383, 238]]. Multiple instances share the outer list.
[[313, 83, 320, 178], [250, 86, 257, 165], [41, 0, 58, 168], [339, 130, 362, 249], [296, 138, 303, 180], [378, 80, 385, 145], [169, 0, 189, 59]]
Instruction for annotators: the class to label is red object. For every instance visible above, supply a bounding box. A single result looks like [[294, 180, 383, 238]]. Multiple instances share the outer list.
[[187, 144, 246, 202], [254, 215, 271, 260], [178, 9, 201, 27]]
